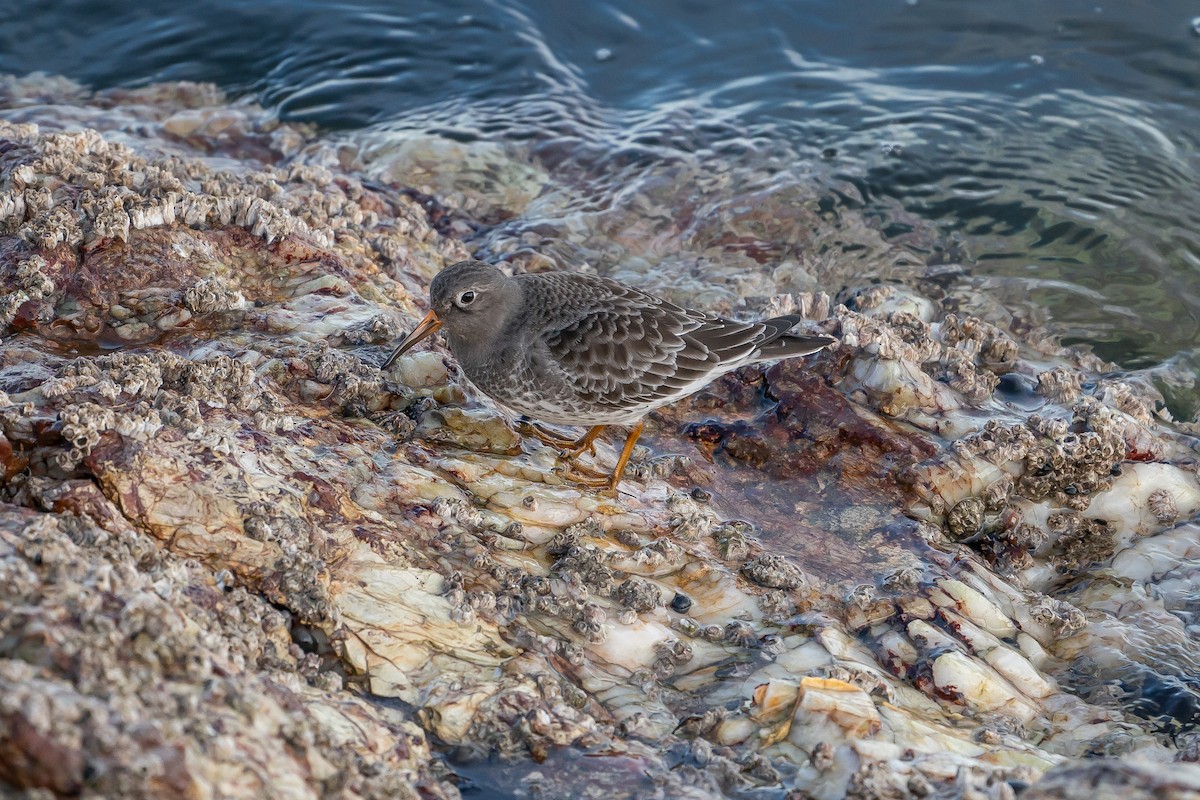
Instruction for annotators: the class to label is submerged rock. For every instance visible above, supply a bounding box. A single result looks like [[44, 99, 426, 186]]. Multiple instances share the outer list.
[[1, 73, 1198, 799]]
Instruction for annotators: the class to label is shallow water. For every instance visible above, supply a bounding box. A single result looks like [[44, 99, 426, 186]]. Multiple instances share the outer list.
[[4, 2, 1200, 793], [4, 1, 1200, 411]]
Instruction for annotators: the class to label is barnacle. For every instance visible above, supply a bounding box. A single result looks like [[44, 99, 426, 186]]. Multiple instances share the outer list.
[[0, 72, 1195, 800]]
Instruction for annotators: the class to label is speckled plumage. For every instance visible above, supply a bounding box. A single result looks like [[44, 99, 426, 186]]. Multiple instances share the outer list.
[[385, 260, 835, 487]]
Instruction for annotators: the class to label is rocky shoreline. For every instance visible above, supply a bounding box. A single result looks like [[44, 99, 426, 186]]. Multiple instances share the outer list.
[[1, 73, 1198, 799]]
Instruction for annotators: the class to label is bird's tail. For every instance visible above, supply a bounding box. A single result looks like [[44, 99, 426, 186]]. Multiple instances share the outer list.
[[754, 315, 836, 361]]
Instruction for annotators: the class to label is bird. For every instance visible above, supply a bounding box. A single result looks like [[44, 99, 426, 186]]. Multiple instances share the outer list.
[[384, 260, 835, 491]]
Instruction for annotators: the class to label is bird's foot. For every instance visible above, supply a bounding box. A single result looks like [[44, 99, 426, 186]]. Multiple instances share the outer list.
[[518, 420, 574, 449], [529, 420, 640, 495], [563, 441, 598, 459], [555, 464, 619, 493], [518, 420, 600, 457], [554, 456, 608, 479]]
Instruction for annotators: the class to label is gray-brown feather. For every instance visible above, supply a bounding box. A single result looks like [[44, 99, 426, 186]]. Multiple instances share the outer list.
[[509, 273, 827, 421], [427, 263, 834, 426]]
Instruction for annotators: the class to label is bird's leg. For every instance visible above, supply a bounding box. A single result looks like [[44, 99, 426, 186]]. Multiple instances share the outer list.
[[555, 460, 609, 481], [558, 420, 644, 492], [562, 425, 606, 460], [519, 420, 577, 449], [547, 425, 610, 479], [519, 419, 608, 478], [520, 419, 609, 462], [606, 420, 645, 491], [518, 419, 603, 458]]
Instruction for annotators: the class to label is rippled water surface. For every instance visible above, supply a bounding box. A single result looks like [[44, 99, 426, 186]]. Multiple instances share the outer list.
[[5, 1, 1199, 408], [12, 1, 1200, 417], [5, 2, 1200, 793]]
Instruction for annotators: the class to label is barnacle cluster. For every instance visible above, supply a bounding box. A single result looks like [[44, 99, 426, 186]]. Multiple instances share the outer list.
[[1, 73, 1198, 799]]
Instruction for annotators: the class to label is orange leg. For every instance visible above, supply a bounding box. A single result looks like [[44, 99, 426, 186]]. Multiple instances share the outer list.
[[607, 420, 645, 491], [563, 425, 606, 460], [519, 420, 574, 448], [519, 420, 603, 457], [559, 420, 645, 492]]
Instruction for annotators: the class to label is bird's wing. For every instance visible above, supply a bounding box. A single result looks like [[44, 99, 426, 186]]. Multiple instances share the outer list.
[[539, 278, 772, 407]]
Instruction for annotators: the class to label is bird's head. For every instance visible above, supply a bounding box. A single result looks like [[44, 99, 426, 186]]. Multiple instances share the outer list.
[[383, 260, 518, 367]]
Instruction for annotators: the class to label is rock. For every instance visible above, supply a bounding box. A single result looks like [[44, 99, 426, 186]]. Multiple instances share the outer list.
[[0, 72, 1195, 799]]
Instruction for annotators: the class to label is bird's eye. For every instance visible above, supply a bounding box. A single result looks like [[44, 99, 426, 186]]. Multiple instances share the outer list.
[[456, 290, 476, 307]]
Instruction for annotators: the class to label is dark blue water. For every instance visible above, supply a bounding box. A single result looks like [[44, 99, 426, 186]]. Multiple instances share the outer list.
[[4, 0, 1200, 411], [6, 1, 1198, 127]]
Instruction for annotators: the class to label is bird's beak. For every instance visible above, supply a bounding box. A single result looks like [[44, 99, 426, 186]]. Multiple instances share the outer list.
[[382, 310, 442, 369]]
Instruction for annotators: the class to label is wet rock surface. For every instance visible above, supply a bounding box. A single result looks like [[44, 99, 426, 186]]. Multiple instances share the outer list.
[[1, 73, 1199, 799]]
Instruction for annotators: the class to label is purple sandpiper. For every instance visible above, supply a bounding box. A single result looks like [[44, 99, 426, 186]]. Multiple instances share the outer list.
[[385, 260, 835, 490]]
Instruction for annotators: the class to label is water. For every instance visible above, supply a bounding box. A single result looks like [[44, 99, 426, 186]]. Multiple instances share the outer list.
[[5, 1, 1200, 788], [11, 0, 1197, 411]]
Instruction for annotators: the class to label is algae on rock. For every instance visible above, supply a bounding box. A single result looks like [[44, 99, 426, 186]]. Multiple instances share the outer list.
[[1, 72, 1199, 800]]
